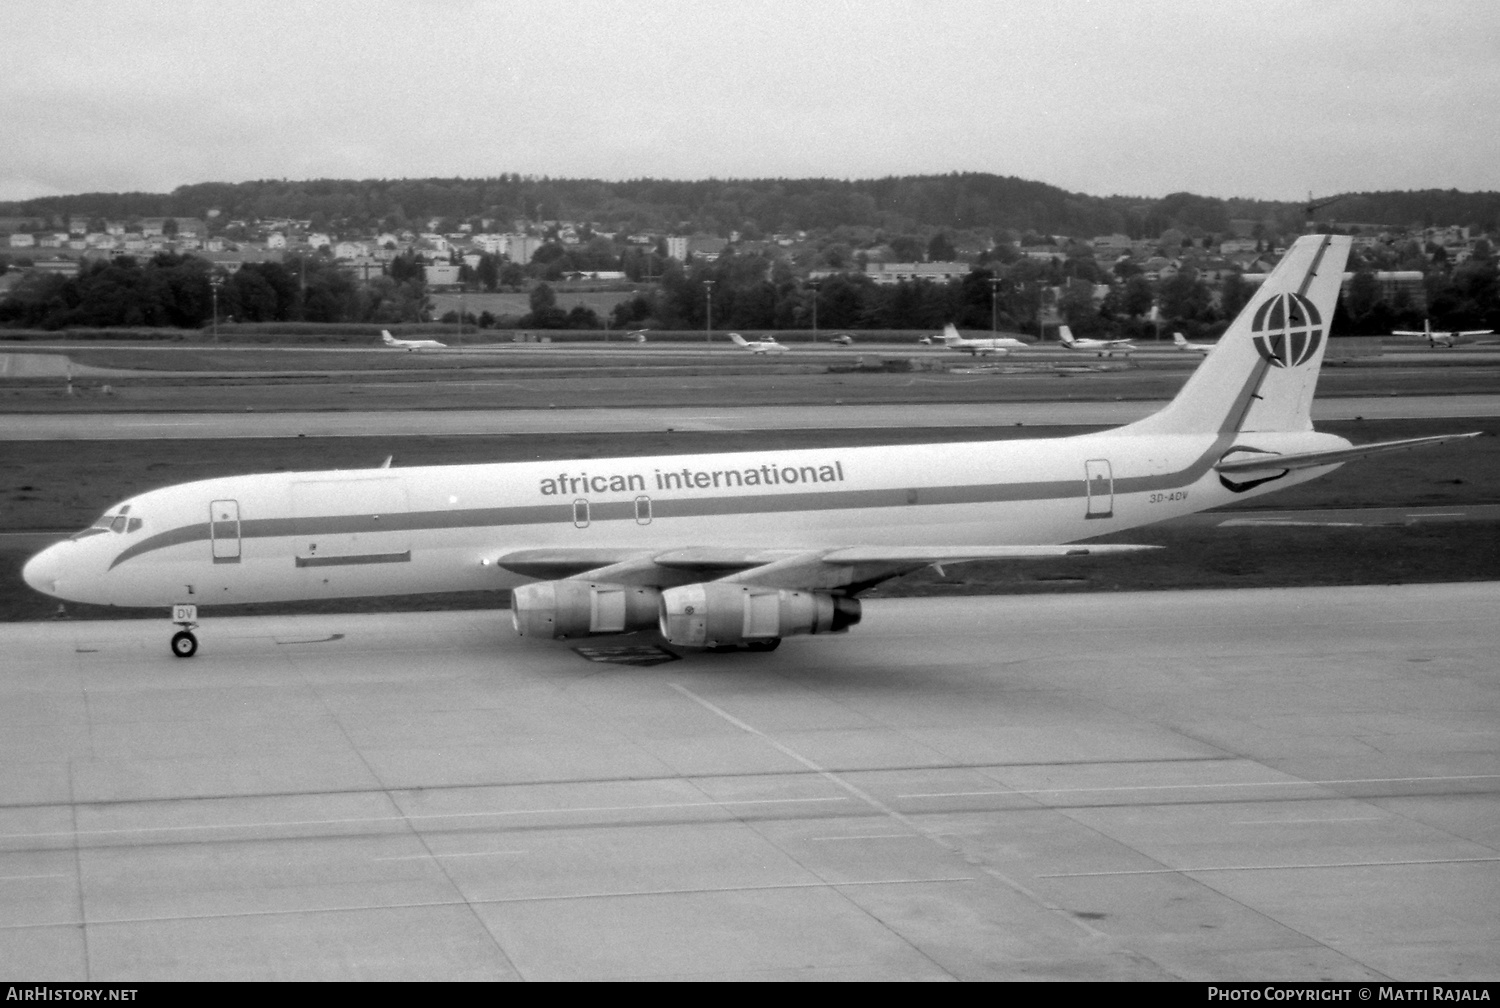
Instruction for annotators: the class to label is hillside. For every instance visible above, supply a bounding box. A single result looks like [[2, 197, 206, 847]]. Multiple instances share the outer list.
[[4, 174, 1497, 239]]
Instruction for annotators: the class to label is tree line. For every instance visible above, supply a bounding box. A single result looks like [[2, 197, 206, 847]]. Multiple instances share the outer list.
[[4, 243, 1497, 336]]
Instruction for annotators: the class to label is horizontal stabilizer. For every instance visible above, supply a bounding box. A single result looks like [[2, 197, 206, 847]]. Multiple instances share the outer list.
[[1214, 433, 1482, 475]]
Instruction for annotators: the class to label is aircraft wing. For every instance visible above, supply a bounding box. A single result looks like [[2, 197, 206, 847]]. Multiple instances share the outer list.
[[496, 543, 1157, 591], [1215, 433, 1482, 475]]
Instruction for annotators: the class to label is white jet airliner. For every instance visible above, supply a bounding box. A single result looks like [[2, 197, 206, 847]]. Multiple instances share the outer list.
[[1392, 320, 1494, 348], [729, 333, 789, 354], [1173, 332, 1214, 354], [23, 235, 1479, 658], [933, 323, 1033, 356], [1058, 325, 1136, 357], [381, 330, 447, 350]]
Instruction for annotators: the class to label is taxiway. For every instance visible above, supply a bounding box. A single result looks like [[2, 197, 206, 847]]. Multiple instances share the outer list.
[[4, 394, 1498, 439], [2, 583, 1496, 980]]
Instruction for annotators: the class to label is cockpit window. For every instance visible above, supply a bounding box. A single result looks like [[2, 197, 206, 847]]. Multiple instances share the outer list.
[[73, 504, 138, 539]]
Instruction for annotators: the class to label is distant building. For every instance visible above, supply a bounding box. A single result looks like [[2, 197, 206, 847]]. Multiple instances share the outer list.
[[1218, 238, 1259, 255], [1243, 269, 1427, 312], [424, 263, 462, 288], [33, 259, 80, 277], [502, 234, 543, 264], [687, 237, 728, 261], [852, 262, 972, 285], [1019, 244, 1064, 261], [8, 233, 35, 248], [341, 258, 385, 283]]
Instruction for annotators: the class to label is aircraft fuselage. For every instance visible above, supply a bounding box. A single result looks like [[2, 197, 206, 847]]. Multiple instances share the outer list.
[[24, 428, 1346, 609]]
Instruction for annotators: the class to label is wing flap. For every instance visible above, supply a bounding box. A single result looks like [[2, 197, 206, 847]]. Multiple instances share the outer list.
[[821, 544, 1158, 563], [1214, 433, 1481, 475]]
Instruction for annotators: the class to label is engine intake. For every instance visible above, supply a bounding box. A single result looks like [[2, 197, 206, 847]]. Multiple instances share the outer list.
[[511, 580, 662, 639], [658, 583, 861, 647]]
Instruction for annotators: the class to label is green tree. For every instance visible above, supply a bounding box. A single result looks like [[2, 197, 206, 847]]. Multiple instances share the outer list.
[[475, 252, 499, 292], [529, 283, 557, 314], [1157, 268, 1214, 323]]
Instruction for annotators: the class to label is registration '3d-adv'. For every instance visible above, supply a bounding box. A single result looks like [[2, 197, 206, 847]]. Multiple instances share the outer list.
[[23, 235, 1478, 657]]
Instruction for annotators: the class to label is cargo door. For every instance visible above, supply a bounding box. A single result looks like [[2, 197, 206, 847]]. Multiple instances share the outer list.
[[210, 499, 241, 562]]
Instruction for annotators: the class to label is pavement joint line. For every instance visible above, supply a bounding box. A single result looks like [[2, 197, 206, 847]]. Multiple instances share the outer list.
[[1230, 817, 1385, 824], [896, 774, 1500, 798], [1038, 856, 1500, 878], [0, 795, 852, 842], [0, 874, 70, 881], [669, 682, 1119, 943], [0, 875, 981, 930], [374, 850, 529, 861]]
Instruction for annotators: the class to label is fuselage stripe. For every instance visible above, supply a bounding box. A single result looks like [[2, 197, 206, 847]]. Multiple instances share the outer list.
[[108, 435, 1238, 570]]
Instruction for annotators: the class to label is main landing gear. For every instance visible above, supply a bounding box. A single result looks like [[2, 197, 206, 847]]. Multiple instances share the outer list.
[[170, 603, 199, 658]]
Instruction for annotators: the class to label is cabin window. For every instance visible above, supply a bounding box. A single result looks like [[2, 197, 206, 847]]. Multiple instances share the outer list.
[[572, 499, 590, 528], [634, 495, 652, 525]]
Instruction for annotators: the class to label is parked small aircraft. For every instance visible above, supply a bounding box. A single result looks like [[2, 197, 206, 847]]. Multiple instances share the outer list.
[[1393, 320, 1494, 348], [928, 323, 1032, 356], [381, 331, 446, 350], [625, 328, 650, 343], [1058, 325, 1135, 357], [1173, 332, 1214, 354], [729, 333, 789, 355]]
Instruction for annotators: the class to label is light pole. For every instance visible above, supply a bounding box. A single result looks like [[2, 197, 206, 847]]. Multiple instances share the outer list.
[[989, 276, 1001, 333], [457, 288, 465, 346], [703, 280, 715, 344], [808, 279, 820, 341], [209, 274, 222, 342]]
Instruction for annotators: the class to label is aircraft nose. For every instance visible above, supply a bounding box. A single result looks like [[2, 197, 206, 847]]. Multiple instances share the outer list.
[[22, 543, 66, 597]]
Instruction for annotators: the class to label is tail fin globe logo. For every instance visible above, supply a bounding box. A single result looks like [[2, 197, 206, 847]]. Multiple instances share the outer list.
[[1251, 292, 1323, 368]]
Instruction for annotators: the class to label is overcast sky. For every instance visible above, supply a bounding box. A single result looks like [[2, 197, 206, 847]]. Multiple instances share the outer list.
[[3, 0, 1497, 205]]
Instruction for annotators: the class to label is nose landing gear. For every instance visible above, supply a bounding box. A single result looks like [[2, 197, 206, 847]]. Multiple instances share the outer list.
[[170, 603, 199, 658]]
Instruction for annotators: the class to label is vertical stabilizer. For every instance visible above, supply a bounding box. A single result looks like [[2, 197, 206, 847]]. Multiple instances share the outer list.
[[1126, 234, 1351, 436]]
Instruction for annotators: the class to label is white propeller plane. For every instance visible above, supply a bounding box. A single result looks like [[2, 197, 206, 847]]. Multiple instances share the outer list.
[[1393, 320, 1494, 348], [1172, 332, 1214, 354], [1058, 325, 1136, 357], [729, 333, 789, 355], [23, 235, 1478, 657], [381, 330, 446, 350]]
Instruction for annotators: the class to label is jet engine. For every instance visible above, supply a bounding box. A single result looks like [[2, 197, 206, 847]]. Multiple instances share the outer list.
[[510, 580, 662, 639], [658, 583, 861, 648]]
